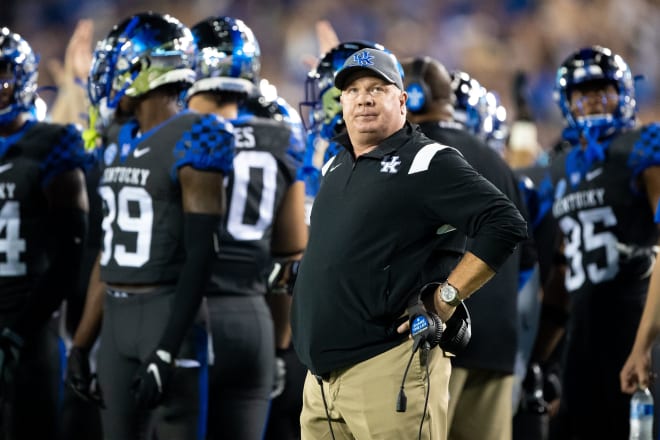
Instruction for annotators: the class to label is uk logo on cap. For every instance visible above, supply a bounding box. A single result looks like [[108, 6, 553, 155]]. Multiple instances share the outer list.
[[352, 51, 375, 66]]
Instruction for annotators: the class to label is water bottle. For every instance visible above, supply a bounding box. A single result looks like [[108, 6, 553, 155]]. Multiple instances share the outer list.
[[630, 386, 654, 440]]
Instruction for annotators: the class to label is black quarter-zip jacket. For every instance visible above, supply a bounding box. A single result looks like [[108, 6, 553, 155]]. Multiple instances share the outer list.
[[291, 123, 528, 375]]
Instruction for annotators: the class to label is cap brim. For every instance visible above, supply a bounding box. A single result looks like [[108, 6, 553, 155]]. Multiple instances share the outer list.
[[334, 66, 398, 90]]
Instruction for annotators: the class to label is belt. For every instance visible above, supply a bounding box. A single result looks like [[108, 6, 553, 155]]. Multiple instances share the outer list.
[[106, 289, 138, 298]]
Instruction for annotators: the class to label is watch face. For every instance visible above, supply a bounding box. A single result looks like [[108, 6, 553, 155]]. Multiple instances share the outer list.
[[441, 284, 457, 302]]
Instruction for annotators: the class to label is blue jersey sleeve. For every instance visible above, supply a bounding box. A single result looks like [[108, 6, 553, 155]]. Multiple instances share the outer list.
[[275, 98, 305, 177], [173, 114, 235, 176], [628, 123, 660, 180], [40, 124, 91, 187]]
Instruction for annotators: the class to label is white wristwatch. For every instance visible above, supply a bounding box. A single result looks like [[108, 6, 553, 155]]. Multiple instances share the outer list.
[[439, 282, 461, 307]]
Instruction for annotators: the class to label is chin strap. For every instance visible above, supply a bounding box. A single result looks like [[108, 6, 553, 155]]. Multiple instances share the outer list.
[[564, 122, 612, 187], [582, 125, 606, 165]]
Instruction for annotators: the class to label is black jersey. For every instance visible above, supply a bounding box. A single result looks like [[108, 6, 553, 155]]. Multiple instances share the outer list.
[[516, 162, 557, 286], [98, 111, 234, 285], [547, 123, 660, 297], [418, 121, 527, 373], [208, 97, 304, 297], [0, 120, 88, 310]]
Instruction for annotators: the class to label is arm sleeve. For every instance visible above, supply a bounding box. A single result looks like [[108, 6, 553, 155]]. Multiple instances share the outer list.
[[157, 213, 221, 355], [422, 149, 528, 271]]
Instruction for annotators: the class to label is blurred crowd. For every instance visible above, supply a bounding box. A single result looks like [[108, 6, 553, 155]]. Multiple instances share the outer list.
[[2, 1, 660, 439], [5, 0, 660, 148]]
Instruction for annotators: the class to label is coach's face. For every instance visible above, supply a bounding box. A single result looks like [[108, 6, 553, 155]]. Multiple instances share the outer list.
[[340, 72, 407, 155]]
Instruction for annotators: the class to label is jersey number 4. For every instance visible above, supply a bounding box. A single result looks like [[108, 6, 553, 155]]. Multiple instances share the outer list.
[[0, 201, 27, 276]]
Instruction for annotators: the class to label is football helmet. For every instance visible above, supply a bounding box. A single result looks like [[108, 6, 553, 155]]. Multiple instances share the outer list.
[[88, 12, 195, 110], [554, 45, 636, 137], [482, 90, 508, 154], [300, 40, 387, 140], [188, 16, 260, 98], [0, 28, 39, 125], [450, 70, 488, 137]]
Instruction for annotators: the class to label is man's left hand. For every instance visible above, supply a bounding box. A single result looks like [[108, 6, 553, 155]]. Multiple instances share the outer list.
[[131, 349, 174, 409]]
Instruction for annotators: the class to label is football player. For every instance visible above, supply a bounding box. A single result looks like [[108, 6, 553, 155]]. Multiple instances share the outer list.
[[186, 16, 307, 440], [41, 19, 105, 440], [534, 46, 660, 439], [448, 70, 489, 140], [403, 56, 534, 440], [81, 12, 234, 440], [0, 28, 90, 438]]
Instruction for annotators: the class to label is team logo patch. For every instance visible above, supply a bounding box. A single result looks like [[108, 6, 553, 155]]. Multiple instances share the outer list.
[[133, 146, 151, 158], [406, 83, 426, 112], [380, 155, 401, 174], [352, 51, 375, 66], [104, 143, 118, 166]]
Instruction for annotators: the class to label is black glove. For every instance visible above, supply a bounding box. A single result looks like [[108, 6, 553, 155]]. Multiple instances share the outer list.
[[520, 362, 547, 414], [66, 346, 105, 408], [520, 361, 563, 414], [131, 349, 174, 409], [618, 243, 658, 279], [0, 327, 23, 396], [543, 367, 562, 403], [270, 354, 287, 399]]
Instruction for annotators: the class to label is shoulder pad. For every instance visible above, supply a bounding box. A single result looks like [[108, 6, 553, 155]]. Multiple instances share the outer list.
[[627, 123, 660, 178]]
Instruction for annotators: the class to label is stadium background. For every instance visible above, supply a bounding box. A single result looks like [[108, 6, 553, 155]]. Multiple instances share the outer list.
[[4, 0, 660, 148]]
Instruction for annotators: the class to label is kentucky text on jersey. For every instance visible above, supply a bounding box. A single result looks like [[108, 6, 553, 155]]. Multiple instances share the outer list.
[[102, 167, 151, 186], [552, 188, 605, 218]]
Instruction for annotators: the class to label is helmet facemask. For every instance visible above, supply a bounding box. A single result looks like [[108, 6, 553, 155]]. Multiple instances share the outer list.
[[0, 28, 39, 125], [555, 46, 636, 140], [88, 13, 196, 113]]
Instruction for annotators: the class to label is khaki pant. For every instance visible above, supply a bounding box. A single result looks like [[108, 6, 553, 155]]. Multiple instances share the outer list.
[[447, 367, 514, 440], [301, 340, 452, 440]]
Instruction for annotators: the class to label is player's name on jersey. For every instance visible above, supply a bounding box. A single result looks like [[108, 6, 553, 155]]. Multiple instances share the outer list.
[[102, 167, 151, 186], [552, 188, 605, 218], [0, 182, 17, 199]]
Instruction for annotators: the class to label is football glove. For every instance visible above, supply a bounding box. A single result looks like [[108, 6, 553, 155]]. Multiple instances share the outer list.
[[520, 362, 562, 415], [270, 355, 287, 399], [0, 328, 23, 397], [617, 243, 659, 280], [131, 349, 174, 409], [66, 346, 105, 408]]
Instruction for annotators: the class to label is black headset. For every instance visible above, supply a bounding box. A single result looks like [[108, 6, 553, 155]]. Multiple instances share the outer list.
[[440, 300, 472, 354], [396, 282, 472, 420], [405, 57, 432, 114], [407, 300, 443, 353], [415, 281, 472, 354]]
